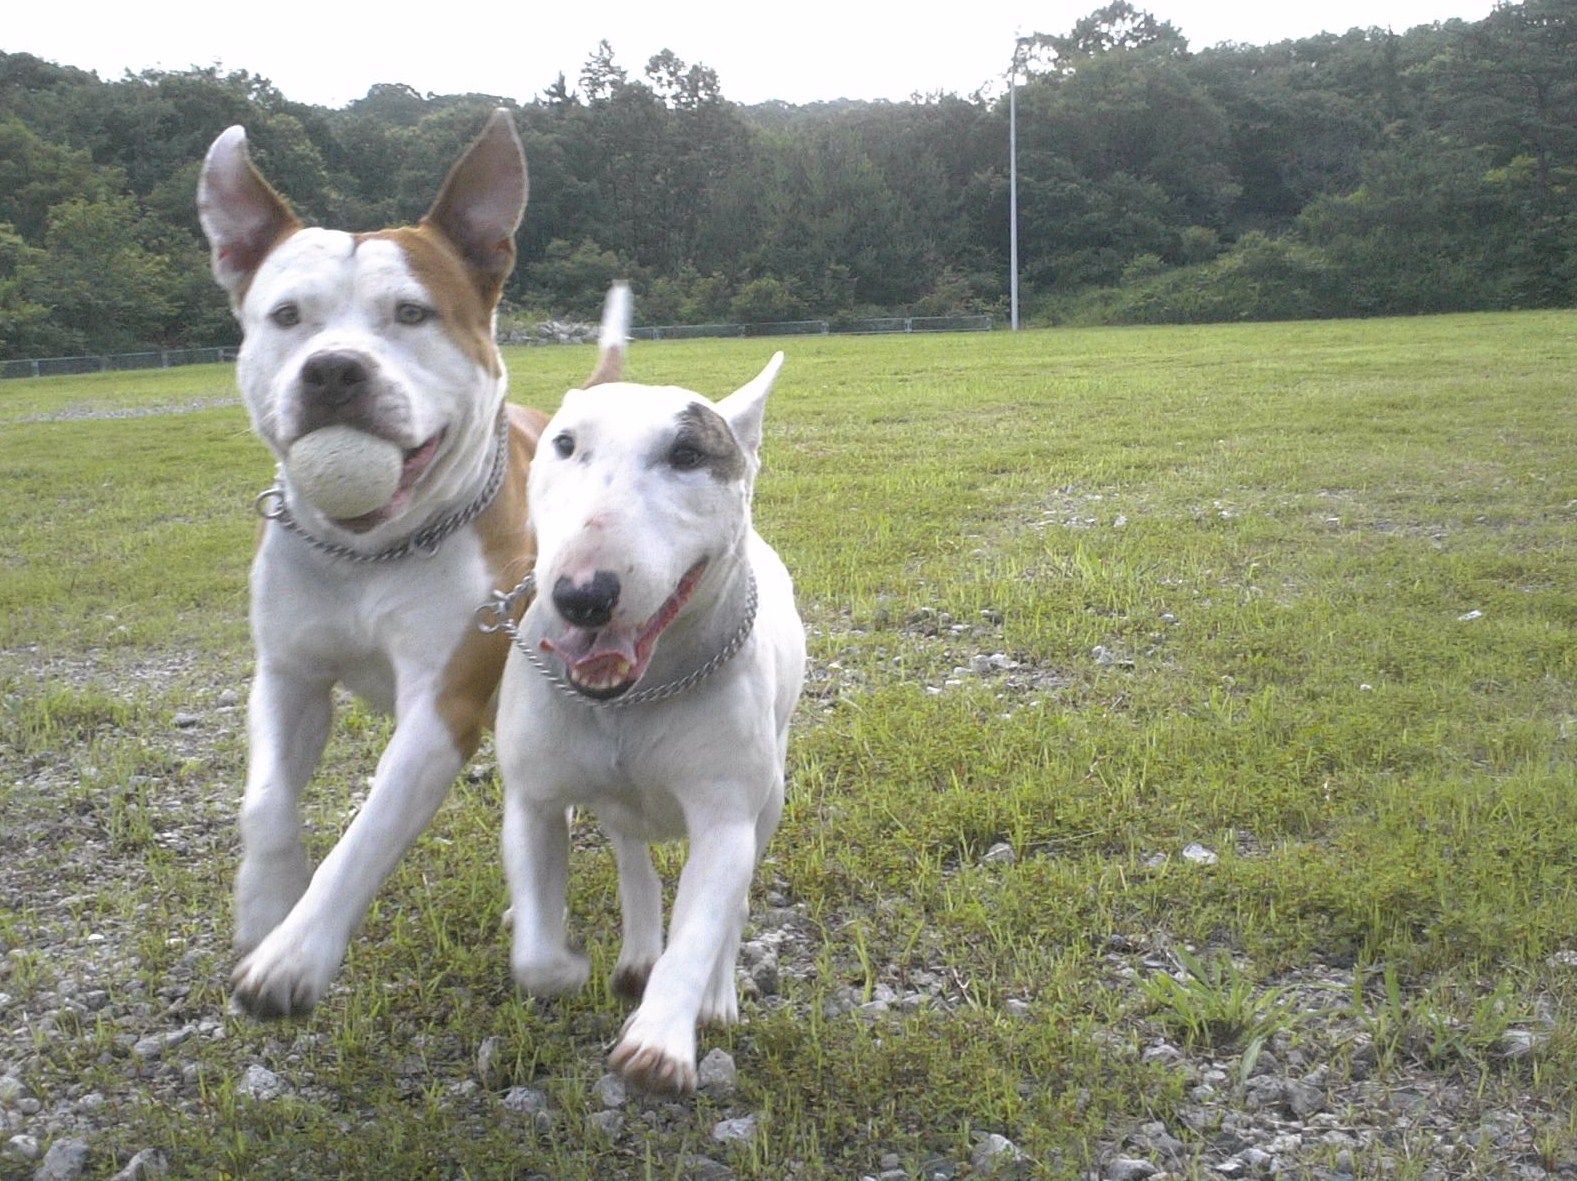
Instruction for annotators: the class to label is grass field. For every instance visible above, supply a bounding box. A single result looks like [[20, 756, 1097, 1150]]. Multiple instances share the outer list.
[[2, 312, 1576, 1179]]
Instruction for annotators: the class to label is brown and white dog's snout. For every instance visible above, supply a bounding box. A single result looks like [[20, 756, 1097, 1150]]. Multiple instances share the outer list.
[[291, 348, 395, 439], [300, 347, 373, 411]]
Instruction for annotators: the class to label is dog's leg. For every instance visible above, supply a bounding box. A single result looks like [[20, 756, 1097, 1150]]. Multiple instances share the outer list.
[[503, 796, 589, 995], [609, 832, 663, 1000], [698, 786, 783, 1025], [231, 706, 466, 1018], [609, 817, 759, 1095], [235, 668, 334, 956], [697, 894, 748, 1027]]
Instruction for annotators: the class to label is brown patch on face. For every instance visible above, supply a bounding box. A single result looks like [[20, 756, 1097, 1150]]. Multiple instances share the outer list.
[[669, 402, 746, 483], [436, 402, 549, 753], [359, 226, 503, 379], [230, 218, 303, 309]]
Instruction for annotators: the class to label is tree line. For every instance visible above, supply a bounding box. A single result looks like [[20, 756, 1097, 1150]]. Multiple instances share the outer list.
[[0, 0, 1572, 358]]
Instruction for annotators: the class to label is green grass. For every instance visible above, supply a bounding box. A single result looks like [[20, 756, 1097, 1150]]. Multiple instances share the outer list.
[[2, 311, 1576, 1178]]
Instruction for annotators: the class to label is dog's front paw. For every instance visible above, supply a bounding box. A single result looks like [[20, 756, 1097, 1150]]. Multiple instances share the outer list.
[[230, 924, 339, 1020], [511, 947, 590, 997], [609, 1013, 697, 1096]]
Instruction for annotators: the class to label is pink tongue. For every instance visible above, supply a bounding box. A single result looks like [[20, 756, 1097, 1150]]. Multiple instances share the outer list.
[[541, 627, 634, 663], [540, 633, 644, 694], [400, 434, 443, 489], [540, 561, 707, 690]]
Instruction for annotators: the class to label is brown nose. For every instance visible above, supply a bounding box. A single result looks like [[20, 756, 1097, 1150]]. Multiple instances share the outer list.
[[552, 572, 620, 628]]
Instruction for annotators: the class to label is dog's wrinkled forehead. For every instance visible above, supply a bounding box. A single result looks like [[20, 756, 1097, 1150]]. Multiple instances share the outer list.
[[242, 226, 502, 376], [245, 227, 355, 300]]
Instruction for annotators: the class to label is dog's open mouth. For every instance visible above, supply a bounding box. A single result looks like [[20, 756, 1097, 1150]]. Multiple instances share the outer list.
[[334, 429, 446, 531], [540, 561, 708, 699]]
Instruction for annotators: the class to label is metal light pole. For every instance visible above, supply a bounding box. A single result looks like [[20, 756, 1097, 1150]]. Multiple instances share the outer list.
[[1008, 36, 1033, 332]]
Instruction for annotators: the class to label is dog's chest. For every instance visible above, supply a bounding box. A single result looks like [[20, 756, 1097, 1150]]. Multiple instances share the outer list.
[[253, 529, 494, 683], [537, 717, 698, 841]]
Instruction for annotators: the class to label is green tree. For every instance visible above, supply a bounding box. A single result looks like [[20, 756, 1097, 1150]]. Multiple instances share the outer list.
[[1427, 0, 1577, 195], [0, 223, 49, 357], [0, 117, 117, 241], [752, 125, 923, 307], [31, 195, 179, 354], [1296, 139, 1528, 313], [523, 238, 637, 319], [1030, 0, 1189, 72], [579, 40, 627, 103], [729, 276, 806, 322]]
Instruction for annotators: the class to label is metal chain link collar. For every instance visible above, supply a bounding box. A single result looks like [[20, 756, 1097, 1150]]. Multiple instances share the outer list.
[[476, 569, 758, 709], [254, 414, 510, 563]]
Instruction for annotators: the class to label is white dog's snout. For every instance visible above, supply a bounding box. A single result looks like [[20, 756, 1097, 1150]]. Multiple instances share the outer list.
[[553, 571, 621, 627]]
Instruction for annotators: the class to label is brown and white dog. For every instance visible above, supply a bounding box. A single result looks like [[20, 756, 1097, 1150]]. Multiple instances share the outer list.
[[197, 110, 584, 1018]]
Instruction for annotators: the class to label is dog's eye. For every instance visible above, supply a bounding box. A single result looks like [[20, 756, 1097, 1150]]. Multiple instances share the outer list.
[[270, 303, 301, 328], [395, 302, 431, 326], [552, 432, 575, 459], [668, 440, 705, 471]]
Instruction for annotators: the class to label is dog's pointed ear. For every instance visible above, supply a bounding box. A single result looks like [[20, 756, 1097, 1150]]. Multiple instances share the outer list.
[[718, 352, 785, 457], [197, 126, 302, 305], [585, 281, 631, 387], [422, 108, 529, 296]]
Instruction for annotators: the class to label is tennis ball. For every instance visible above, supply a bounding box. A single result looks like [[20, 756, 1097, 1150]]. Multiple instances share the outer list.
[[287, 425, 404, 519]]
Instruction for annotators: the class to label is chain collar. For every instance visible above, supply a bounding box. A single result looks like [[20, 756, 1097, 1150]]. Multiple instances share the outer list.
[[254, 414, 510, 563], [477, 569, 758, 708]]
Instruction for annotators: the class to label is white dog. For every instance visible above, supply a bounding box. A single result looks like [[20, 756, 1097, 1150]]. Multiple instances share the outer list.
[[489, 291, 805, 1094], [197, 110, 575, 1018]]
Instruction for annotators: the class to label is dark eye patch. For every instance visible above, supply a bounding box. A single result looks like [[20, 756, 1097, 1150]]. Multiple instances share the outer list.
[[667, 438, 706, 470], [663, 403, 745, 482]]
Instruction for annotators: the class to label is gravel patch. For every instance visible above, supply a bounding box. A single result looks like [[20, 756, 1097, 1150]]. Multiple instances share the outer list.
[[5, 397, 242, 426]]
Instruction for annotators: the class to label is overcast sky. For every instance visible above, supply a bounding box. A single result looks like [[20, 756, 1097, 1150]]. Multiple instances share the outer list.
[[8, 0, 1499, 110]]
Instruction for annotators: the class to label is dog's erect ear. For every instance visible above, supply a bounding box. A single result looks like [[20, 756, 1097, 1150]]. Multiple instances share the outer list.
[[585, 281, 631, 387], [197, 126, 302, 304], [422, 108, 529, 295], [717, 352, 785, 458]]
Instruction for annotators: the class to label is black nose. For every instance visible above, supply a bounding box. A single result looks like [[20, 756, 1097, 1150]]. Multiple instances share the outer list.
[[553, 572, 620, 628], [301, 350, 371, 407]]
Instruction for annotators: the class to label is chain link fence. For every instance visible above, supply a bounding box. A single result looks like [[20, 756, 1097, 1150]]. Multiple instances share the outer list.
[[1, 347, 239, 380], [3, 316, 992, 380]]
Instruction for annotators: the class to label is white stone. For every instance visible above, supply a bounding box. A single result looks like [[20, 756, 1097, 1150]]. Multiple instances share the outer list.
[[697, 1048, 737, 1094], [712, 1115, 758, 1143], [34, 1137, 91, 1181], [236, 1064, 286, 1101]]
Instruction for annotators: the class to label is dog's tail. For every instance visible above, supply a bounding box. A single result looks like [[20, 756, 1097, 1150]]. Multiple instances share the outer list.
[[584, 281, 630, 387]]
